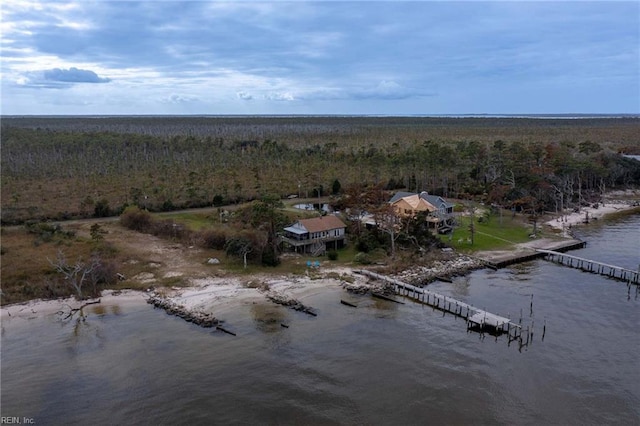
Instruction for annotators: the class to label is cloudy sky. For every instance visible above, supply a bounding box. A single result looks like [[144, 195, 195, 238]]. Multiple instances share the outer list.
[[1, 1, 638, 115]]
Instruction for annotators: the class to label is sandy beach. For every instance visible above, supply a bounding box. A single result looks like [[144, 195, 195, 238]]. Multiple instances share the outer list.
[[0, 268, 375, 326], [545, 190, 640, 235], [0, 289, 148, 324]]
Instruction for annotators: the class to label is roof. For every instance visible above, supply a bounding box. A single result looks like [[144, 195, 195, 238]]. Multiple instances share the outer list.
[[389, 191, 454, 209], [392, 195, 436, 212], [420, 193, 455, 209], [296, 215, 346, 233], [388, 191, 415, 204], [283, 226, 307, 235]]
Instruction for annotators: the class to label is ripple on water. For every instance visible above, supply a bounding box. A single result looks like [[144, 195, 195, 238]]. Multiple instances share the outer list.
[[2, 214, 639, 424]]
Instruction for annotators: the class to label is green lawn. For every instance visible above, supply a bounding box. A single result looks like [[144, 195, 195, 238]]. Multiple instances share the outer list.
[[441, 213, 539, 252], [158, 211, 220, 230]]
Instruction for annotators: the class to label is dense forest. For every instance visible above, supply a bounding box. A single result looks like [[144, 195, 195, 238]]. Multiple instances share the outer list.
[[2, 116, 639, 224]]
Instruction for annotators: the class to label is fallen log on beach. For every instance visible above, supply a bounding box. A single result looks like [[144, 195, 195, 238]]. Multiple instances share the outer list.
[[340, 299, 358, 308]]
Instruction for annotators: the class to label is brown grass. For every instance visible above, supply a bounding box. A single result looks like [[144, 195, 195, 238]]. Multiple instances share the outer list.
[[0, 226, 101, 304]]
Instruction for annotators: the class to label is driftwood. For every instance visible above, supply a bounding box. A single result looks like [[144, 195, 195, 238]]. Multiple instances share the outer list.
[[216, 326, 236, 336], [340, 299, 358, 308], [371, 292, 405, 304], [57, 299, 101, 320]]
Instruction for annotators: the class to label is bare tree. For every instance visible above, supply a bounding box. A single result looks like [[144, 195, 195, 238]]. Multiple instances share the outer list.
[[49, 250, 102, 300], [373, 204, 402, 258], [225, 237, 253, 269]]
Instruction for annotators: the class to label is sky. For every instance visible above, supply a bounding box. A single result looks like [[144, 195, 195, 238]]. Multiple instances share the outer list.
[[1, 1, 638, 115]]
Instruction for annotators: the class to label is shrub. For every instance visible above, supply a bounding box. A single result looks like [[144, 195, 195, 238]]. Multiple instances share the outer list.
[[355, 231, 382, 253], [327, 250, 338, 261], [24, 221, 75, 243], [199, 229, 228, 250], [212, 195, 225, 207], [150, 219, 187, 240], [354, 252, 371, 265], [261, 247, 281, 267], [94, 198, 111, 217], [120, 206, 152, 232], [161, 199, 175, 211]]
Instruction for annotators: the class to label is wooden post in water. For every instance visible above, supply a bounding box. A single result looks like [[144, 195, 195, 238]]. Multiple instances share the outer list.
[[530, 294, 534, 317]]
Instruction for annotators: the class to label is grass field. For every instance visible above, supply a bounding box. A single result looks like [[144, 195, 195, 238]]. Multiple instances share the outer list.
[[442, 211, 539, 252]]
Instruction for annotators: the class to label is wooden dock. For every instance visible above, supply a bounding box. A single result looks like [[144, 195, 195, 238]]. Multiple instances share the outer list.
[[357, 270, 530, 345], [536, 249, 640, 285], [478, 238, 586, 269]]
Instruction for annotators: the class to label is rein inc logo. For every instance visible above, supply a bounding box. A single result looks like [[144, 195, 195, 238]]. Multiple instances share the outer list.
[[1, 418, 35, 424]]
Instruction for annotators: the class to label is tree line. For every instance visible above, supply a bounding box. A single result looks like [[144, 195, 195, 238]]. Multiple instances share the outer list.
[[1, 117, 639, 224]]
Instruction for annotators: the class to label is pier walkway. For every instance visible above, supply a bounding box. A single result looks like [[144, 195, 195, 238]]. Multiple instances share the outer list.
[[477, 238, 585, 269], [357, 270, 530, 344], [536, 249, 640, 285]]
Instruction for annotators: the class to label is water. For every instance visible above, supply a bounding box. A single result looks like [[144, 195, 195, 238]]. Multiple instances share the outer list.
[[2, 215, 639, 425]]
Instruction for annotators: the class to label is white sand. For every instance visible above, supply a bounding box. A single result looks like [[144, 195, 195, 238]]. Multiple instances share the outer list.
[[164, 268, 365, 316], [0, 268, 368, 324], [545, 202, 638, 234], [0, 289, 148, 324]]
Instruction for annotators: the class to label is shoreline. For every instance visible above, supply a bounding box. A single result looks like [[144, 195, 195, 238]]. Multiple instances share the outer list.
[[0, 289, 148, 324], [0, 268, 378, 326], [4, 190, 638, 326], [544, 191, 640, 235]]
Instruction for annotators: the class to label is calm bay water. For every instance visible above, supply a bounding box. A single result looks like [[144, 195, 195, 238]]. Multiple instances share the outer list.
[[2, 215, 639, 425]]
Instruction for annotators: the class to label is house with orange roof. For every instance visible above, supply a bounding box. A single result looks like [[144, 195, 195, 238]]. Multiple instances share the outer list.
[[389, 191, 455, 231]]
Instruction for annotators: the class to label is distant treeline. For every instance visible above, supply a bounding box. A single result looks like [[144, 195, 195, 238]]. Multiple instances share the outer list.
[[1, 116, 639, 224]]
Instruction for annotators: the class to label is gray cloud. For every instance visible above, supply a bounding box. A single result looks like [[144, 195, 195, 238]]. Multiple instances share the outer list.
[[43, 67, 111, 83], [2, 1, 637, 113]]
